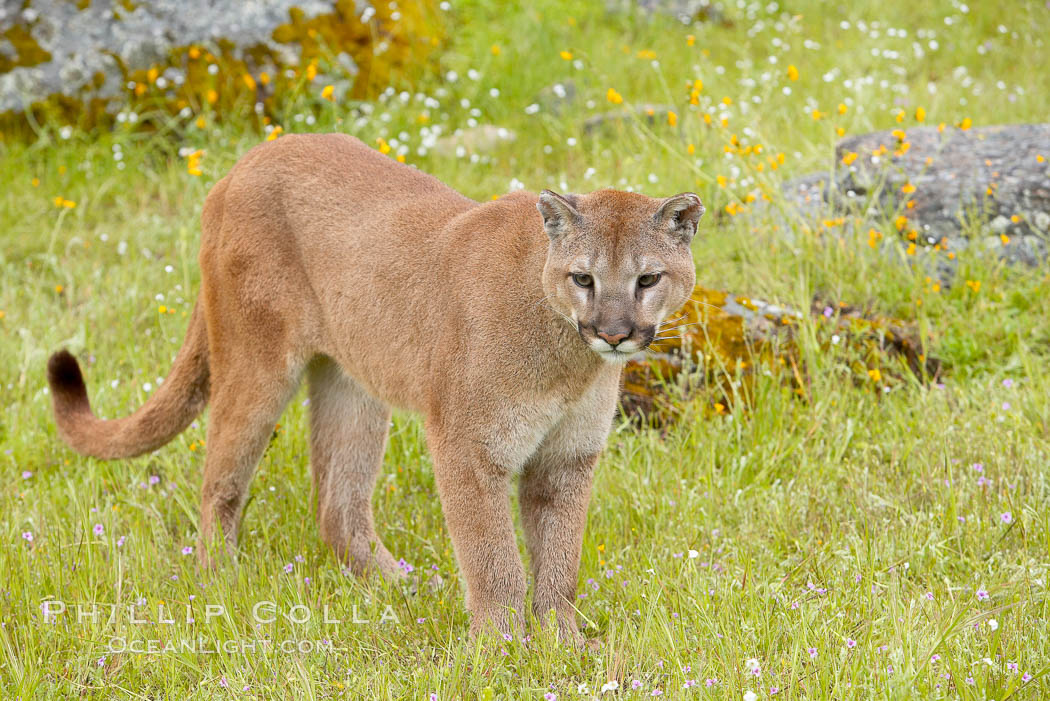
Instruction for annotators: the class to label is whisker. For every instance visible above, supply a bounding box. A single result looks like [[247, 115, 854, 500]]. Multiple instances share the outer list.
[[686, 298, 725, 312], [658, 314, 689, 327], [657, 321, 703, 333]]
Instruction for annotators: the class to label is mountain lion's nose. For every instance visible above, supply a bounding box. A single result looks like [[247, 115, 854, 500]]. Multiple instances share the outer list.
[[596, 329, 629, 345]]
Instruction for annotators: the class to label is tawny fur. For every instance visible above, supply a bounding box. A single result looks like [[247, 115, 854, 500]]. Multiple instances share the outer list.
[[47, 133, 704, 642]]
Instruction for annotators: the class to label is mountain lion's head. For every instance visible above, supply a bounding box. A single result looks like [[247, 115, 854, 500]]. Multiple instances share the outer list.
[[538, 189, 704, 362]]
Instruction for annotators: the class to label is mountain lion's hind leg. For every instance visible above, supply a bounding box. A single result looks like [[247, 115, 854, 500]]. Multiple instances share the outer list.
[[308, 357, 401, 579], [198, 360, 300, 568]]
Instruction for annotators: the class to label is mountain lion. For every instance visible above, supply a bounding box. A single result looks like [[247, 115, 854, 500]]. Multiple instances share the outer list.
[[48, 133, 704, 642]]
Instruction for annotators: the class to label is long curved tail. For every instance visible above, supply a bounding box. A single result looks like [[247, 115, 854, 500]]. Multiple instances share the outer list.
[[47, 302, 210, 459]]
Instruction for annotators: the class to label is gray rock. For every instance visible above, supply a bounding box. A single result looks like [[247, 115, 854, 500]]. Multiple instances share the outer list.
[[780, 124, 1050, 266], [582, 103, 676, 135], [432, 124, 517, 157], [606, 0, 728, 25], [0, 0, 361, 113]]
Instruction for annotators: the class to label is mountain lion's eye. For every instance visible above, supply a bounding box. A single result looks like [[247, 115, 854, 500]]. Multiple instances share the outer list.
[[638, 272, 662, 288], [572, 273, 594, 288]]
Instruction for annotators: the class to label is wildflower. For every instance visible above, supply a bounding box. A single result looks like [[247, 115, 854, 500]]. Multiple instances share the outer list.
[[650, 690, 662, 697], [786, 64, 799, 81], [22, 471, 32, 479], [704, 679, 718, 687], [965, 677, 975, 685], [867, 368, 882, 382], [837, 102, 847, 115], [22, 531, 33, 542], [925, 592, 934, 601], [321, 85, 335, 101], [808, 647, 818, 659], [1008, 662, 1018, 673], [667, 111, 678, 127], [53, 197, 76, 209], [1023, 672, 1032, 682], [117, 536, 126, 547], [959, 117, 972, 130], [842, 151, 858, 165], [560, 50, 573, 61], [745, 658, 761, 675], [744, 692, 757, 701], [181, 545, 193, 555], [931, 654, 941, 663], [901, 182, 916, 194], [305, 63, 318, 81], [1001, 512, 1013, 524], [397, 558, 414, 574], [490, 44, 501, 55], [606, 88, 623, 104], [846, 638, 857, 649], [976, 588, 989, 601], [544, 694, 557, 701], [811, 109, 824, 120], [186, 149, 203, 176], [242, 74, 256, 91], [915, 106, 926, 122], [283, 563, 293, 573], [631, 680, 642, 690], [686, 34, 695, 46], [93, 523, 104, 536]]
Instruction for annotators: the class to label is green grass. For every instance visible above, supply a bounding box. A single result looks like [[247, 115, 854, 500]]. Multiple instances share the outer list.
[[3, 0, 1050, 697]]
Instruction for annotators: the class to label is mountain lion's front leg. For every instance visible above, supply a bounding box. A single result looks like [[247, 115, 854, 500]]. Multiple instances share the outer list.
[[519, 450, 597, 644], [427, 429, 527, 638]]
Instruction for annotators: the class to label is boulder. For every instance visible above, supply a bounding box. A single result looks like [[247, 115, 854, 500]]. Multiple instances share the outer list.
[[0, 0, 443, 131], [781, 124, 1050, 266]]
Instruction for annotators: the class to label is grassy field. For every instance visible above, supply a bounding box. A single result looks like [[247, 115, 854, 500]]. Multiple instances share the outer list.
[[3, 0, 1050, 698]]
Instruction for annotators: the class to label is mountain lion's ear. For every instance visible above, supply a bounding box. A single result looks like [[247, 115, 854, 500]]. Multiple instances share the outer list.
[[654, 192, 705, 244], [537, 190, 582, 240]]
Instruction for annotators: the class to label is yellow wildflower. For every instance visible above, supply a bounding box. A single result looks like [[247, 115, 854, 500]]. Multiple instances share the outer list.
[[606, 88, 623, 104], [321, 85, 335, 101], [915, 106, 926, 122], [841, 151, 858, 166], [786, 64, 799, 81], [667, 111, 678, 127], [560, 50, 573, 61]]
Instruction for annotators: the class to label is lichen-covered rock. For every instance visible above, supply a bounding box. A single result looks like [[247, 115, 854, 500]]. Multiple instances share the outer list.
[[781, 124, 1050, 266], [606, 0, 728, 25], [620, 284, 938, 425], [0, 0, 442, 133]]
